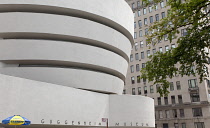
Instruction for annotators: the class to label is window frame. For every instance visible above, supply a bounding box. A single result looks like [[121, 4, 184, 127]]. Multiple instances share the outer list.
[[131, 76, 135, 84], [192, 108, 203, 117]]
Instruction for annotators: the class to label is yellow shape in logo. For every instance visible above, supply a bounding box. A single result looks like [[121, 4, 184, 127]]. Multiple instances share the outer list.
[[9, 116, 25, 125]]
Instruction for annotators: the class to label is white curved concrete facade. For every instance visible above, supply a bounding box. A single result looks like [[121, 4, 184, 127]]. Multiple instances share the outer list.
[[0, 0, 134, 42], [0, 0, 155, 128], [0, 74, 155, 128]]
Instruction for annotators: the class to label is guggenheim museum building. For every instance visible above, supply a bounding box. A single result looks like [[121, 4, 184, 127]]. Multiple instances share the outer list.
[[0, 0, 155, 128]]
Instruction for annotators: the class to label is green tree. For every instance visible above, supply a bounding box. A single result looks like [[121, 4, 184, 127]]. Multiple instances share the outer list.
[[141, 0, 210, 96]]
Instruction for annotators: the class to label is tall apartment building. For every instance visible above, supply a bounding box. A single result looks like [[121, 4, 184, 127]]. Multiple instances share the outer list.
[[0, 0, 155, 127], [125, 0, 210, 128]]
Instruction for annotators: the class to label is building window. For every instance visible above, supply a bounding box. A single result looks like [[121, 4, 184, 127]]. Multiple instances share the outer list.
[[180, 109, 185, 117], [160, 1, 164, 8], [182, 123, 186, 128], [153, 49, 156, 54], [172, 109, 177, 118], [141, 52, 144, 59], [155, 14, 159, 21], [157, 97, 161, 105], [134, 32, 138, 39], [165, 45, 169, 51], [132, 88, 136, 95], [206, 79, 210, 88], [147, 50, 150, 57], [164, 97, 168, 105], [131, 76, 135, 84], [137, 75, 141, 83], [165, 110, 170, 118], [130, 65, 134, 73], [132, 3, 135, 9], [138, 20, 142, 27], [161, 12, 166, 19], [135, 53, 139, 60], [150, 16, 153, 23], [171, 96, 176, 104], [163, 123, 168, 128], [123, 89, 126, 94], [135, 43, 138, 51], [136, 64, 140, 72], [145, 28, 149, 35], [139, 30, 143, 37], [143, 77, 146, 83], [130, 54, 133, 62], [194, 122, 205, 128], [138, 10, 141, 16], [137, 1, 140, 7], [134, 22, 136, 29], [144, 18, 148, 25], [188, 79, 197, 88], [144, 86, 147, 94], [149, 6, 152, 13], [170, 82, 174, 91], [159, 111, 163, 118], [191, 93, 200, 102], [138, 87, 141, 95], [192, 108, 203, 117], [176, 81, 181, 90], [181, 29, 188, 36], [150, 85, 154, 93], [143, 8, 147, 15], [140, 41, 144, 48], [142, 63, 146, 68], [174, 123, 179, 128], [159, 47, 163, 52], [154, 4, 158, 10], [158, 39, 162, 43], [172, 44, 176, 49], [164, 34, 168, 41], [178, 95, 183, 104]]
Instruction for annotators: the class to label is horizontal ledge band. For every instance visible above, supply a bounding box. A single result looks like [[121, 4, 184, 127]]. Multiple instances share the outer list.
[[2, 60, 126, 81], [0, 33, 129, 62], [0, 4, 134, 45], [0, 66, 124, 94]]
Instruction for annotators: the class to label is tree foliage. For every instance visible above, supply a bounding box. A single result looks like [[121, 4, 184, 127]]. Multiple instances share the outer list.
[[141, 0, 210, 96]]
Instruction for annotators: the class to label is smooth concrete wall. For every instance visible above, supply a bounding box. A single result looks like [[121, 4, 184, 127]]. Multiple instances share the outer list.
[[0, 0, 134, 42], [0, 40, 128, 78], [0, 0, 133, 94], [0, 67, 124, 94], [0, 74, 154, 127], [0, 74, 109, 126], [0, 12, 131, 59], [109, 95, 155, 128]]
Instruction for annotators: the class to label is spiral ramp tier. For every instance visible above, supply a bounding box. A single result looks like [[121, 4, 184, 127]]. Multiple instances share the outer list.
[[0, 0, 155, 128]]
